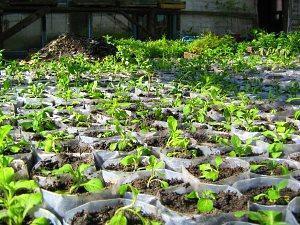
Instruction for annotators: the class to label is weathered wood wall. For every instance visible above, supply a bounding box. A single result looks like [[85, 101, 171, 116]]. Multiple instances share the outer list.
[[290, 0, 300, 30], [180, 0, 257, 34]]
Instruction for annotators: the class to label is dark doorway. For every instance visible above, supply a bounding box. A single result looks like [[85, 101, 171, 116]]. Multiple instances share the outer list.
[[258, 0, 288, 32]]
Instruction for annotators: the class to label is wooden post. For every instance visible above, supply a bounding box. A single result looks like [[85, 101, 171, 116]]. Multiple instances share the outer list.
[[41, 14, 47, 47], [0, 10, 3, 49]]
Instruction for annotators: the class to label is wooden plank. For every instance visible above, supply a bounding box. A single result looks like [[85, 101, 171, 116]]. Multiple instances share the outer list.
[[0, 7, 50, 42], [7, 0, 56, 6], [181, 10, 257, 19], [159, 2, 185, 10]]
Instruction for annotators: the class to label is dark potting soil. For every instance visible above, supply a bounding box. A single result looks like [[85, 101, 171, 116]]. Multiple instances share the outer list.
[[105, 162, 147, 172], [144, 132, 168, 147], [131, 177, 183, 195], [291, 155, 300, 162], [63, 142, 93, 153], [166, 148, 204, 159], [250, 161, 293, 176], [70, 205, 162, 225], [294, 176, 300, 181], [242, 186, 299, 205], [187, 165, 245, 183], [32, 153, 93, 176], [160, 191, 247, 215]]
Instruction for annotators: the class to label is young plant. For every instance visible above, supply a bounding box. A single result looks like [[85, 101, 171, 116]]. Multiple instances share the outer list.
[[0, 125, 29, 155], [20, 109, 56, 133], [268, 142, 284, 158], [234, 210, 288, 225], [109, 124, 138, 151], [263, 122, 295, 144], [185, 190, 216, 213], [229, 135, 253, 157], [82, 81, 104, 99], [166, 116, 190, 149], [145, 156, 168, 189], [120, 147, 150, 171], [253, 180, 289, 204], [250, 160, 290, 176], [26, 83, 46, 98], [0, 155, 14, 168], [107, 184, 162, 225], [51, 163, 104, 194], [198, 156, 223, 181]]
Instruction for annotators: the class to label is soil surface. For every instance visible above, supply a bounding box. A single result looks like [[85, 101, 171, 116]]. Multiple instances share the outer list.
[[63, 142, 93, 153], [187, 165, 245, 183], [70, 205, 162, 225], [166, 148, 204, 159], [291, 155, 300, 162], [38, 34, 117, 60], [160, 191, 247, 214], [104, 162, 147, 172], [32, 153, 93, 176], [250, 161, 293, 176], [242, 186, 299, 205], [144, 131, 168, 147], [131, 177, 183, 196]]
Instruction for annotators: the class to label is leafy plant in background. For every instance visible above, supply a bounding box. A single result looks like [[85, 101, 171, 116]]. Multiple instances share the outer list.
[[166, 116, 190, 149], [109, 123, 138, 151], [234, 210, 288, 225], [0, 125, 29, 155], [253, 180, 289, 204], [26, 83, 46, 98], [51, 163, 104, 194], [198, 156, 223, 181], [185, 190, 216, 213]]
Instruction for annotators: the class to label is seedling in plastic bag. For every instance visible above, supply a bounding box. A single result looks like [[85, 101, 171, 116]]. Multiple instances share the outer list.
[[120, 146, 150, 171], [51, 163, 104, 194], [107, 184, 162, 225], [253, 180, 289, 204], [185, 190, 216, 213], [166, 116, 190, 149], [198, 156, 223, 181], [250, 160, 290, 176], [109, 123, 138, 151], [145, 156, 168, 189], [234, 210, 287, 225]]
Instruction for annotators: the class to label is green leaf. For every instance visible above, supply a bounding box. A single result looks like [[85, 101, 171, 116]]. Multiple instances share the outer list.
[[120, 155, 135, 166], [214, 156, 223, 168], [185, 191, 199, 199], [250, 164, 264, 172], [52, 164, 73, 175], [118, 184, 129, 196], [167, 116, 178, 132], [14, 180, 38, 191], [78, 164, 90, 174], [231, 135, 241, 148], [0, 167, 14, 184], [276, 180, 288, 191], [160, 181, 169, 189], [254, 193, 266, 201], [109, 142, 118, 151], [197, 198, 214, 213], [199, 163, 213, 171], [108, 213, 127, 225], [82, 178, 104, 193], [267, 189, 280, 202], [234, 211, 247, 218], [30, 217, 51, 225]]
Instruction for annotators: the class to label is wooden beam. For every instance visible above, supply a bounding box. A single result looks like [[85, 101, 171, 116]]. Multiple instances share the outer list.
[[0, 7, 50, 42], [181, 10, 257, 19], [119, 11, 151, 37]]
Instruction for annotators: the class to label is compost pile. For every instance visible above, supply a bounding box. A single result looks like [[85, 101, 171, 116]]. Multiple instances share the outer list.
[[38, 34, 117, 59]]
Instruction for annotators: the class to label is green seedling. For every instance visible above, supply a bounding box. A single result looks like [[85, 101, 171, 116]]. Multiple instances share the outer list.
[[52, 163, 104, 194], [253, 180, 289, 204], [107, 184, 162, 225], [250, 160, 290, 176], [234, 210, 288, 225], [198, 156, 223, 181], [109, 124, 138, 151], [0, 155, 14, 168], [185, 190, 216, 213], [0, 125, 29, 155], [229, 135, 253, 157], [166, 116, 190, 149], [120, 147, 150, 171], [267, 142, 284, 158], [27, 83, 46, 98], [146, 156, 168, 189]]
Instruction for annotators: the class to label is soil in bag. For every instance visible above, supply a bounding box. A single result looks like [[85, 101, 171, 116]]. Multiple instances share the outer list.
[[242, 186, 299, 205], [159, 191, 247, 215], [70, 205, 162, 225]]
